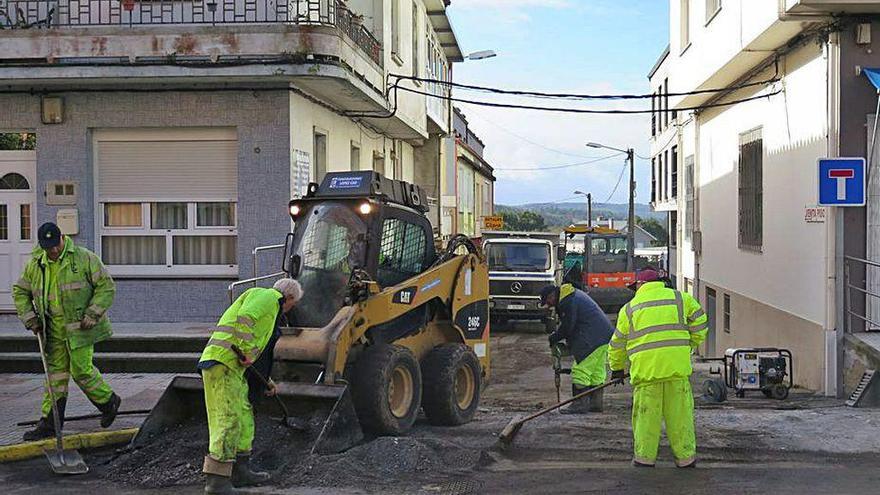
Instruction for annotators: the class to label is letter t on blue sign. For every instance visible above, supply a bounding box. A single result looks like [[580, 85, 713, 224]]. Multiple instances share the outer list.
[[818, 158, 866, 207]]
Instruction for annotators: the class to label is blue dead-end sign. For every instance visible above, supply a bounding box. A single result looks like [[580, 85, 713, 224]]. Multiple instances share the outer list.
[[818, 158, 866, 207]]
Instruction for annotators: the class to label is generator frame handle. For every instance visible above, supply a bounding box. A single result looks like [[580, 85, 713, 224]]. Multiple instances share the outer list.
[[727, 348, 794, 394]]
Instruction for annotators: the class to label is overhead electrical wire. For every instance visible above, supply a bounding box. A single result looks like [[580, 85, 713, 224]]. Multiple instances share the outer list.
[[465, 111, 598, 159], [395, 85, 783, 115], [391, 61, 779, 101], [604, 164, 629, 203], [494, 153, 624, 171]]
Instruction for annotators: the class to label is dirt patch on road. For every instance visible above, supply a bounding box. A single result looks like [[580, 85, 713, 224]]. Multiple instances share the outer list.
[[102, 416, 486, 490]]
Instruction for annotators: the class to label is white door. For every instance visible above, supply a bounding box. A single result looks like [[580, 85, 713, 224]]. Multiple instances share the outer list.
[[0, 151, 36, 311]]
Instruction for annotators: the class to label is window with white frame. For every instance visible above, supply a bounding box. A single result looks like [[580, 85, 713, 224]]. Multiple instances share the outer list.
[[350, 142, 361, 171], [685, 155, 695, 242], [101, 202, 237, 267], [680, 0, 690, 50], [373, 150, 386, 176], [411, 2, 420, 79], [481, 180, 492, 218], [391, 0, 402, 62], [705, 0, 721, 24], [314, 129, 328, 183], [95, 129, 238, 277]]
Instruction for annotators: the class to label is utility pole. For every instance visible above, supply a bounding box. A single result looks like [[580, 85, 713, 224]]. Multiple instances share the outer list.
[[584, 142, 636, 271], [627, 148, 635, 272], [587, 193, 592, 228]]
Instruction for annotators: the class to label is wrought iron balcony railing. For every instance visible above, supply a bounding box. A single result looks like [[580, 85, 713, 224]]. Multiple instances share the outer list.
[[0, 0, 382, 65]]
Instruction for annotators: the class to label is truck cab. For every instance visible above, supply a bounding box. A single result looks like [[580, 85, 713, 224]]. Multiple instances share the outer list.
[[482, 231, 562, 332], [562, 225, 635, 314]]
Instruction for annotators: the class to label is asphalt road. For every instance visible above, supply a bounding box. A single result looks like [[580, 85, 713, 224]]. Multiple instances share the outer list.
[[3, 322, 880, 494]]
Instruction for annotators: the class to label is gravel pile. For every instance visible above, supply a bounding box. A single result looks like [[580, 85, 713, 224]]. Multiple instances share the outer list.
[[103, 416, 484, 489]]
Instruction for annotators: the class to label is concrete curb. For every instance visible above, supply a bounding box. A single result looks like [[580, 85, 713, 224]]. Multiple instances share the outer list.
[[0, 428, 138, 463]]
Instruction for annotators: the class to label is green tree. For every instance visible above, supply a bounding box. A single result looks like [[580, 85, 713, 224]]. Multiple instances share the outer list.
[[636, 216, 668, 246], [0, 133, 36, 150], [501, 210, 547, 232]]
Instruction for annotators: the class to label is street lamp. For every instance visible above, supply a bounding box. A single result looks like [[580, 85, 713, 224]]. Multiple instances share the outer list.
[[573, 190, 592, 228], [465, 50, 497, 61], [586, 142, 636, 272]]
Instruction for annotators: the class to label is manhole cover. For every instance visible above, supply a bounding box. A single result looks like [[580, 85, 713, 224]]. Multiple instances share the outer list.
[[439, 480, 484, 495]]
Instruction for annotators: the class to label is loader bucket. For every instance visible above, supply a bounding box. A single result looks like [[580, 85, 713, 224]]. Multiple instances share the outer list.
[[130, 376, 363, 454], [130, 376, 206, 448], [273, 382, 363, 455]]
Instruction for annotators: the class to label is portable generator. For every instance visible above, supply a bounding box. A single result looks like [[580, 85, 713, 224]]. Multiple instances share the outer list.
[[701, 348, 793, 402]]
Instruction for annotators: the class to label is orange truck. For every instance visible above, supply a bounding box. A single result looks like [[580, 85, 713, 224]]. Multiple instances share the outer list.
[[562, 225, 635, 314]]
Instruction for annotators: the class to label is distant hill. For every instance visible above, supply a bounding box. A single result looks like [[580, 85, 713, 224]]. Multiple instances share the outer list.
[[496, 202, 664, 229]]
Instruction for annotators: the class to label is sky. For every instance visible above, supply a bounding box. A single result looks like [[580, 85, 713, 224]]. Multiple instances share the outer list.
[[446, 0, 670, 206]]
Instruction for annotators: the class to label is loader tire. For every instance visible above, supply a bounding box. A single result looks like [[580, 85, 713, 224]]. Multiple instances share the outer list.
[[421, 344, 481, 426], [351, 344, 422, 436]]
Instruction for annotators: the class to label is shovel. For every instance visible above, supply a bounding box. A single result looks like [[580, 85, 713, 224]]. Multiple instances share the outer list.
[[231, 345, 307, 431], [35, 330, 89, 475], [497, 374, 628, 449]]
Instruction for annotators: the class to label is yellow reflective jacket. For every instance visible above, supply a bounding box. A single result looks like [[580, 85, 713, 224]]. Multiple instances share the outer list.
[[199, 287, 282, 371], [12, 237, 116, 349], [609, 282, 708, 385]]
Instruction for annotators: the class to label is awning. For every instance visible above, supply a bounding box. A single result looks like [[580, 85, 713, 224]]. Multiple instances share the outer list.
[[863, 68, 880, 90]]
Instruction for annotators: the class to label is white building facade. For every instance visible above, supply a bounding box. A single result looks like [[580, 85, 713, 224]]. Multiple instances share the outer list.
[[655, 0, 880, 394]]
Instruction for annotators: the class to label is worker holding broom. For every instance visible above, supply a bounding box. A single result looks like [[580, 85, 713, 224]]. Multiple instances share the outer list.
[[540, 283, 614, 413], [609, 268, 708, 468], [199, 278, 303, 494], [13, 222, 121, 441]]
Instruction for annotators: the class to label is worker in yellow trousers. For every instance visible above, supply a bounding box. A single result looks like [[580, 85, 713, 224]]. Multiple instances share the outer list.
[[13, 223, 120, 441], [608, 269, 708, 468], [540, 283, 614, 413], [199, 279, 303, 495]]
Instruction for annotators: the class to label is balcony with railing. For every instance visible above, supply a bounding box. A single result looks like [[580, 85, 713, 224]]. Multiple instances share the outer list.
[[0, 0, 382, 65]]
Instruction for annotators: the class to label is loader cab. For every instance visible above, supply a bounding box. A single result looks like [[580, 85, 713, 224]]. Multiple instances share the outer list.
[[285, 172, 435, 328]]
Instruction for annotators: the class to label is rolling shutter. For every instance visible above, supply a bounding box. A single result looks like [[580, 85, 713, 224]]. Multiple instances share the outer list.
[[97, 130, 237, 202]]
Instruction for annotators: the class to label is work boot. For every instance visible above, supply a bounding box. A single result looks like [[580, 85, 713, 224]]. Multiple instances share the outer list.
[[23, 397, 66, 441], [560, 384, 591, 414], [98, 393, 121, 428], [632, 460, 655, 468], [588, 388, 604, 412], [205, 473, 237, 495], [232, 454, 270, 487], [22, 418, 55, 441]]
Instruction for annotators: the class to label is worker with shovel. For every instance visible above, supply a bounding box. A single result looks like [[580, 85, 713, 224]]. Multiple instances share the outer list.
[[198, 278, 303, 495], [540, 283, 614, 413], [13, 222, 121, 442], [609, 268, 708, 468]]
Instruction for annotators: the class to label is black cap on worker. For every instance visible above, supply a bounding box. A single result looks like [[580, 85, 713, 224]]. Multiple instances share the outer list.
[[539, 285, 559, 307], [37, 222, 62, 249]]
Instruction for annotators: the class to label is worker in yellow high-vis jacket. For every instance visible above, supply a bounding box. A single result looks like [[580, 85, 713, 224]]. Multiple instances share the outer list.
[[13, 222, 120, 441], [608, 269, 708, 468], [199, 278, 303, 495]]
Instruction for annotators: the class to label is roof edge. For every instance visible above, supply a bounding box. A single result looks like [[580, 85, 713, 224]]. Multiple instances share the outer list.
[[647, 44, 671, 80]]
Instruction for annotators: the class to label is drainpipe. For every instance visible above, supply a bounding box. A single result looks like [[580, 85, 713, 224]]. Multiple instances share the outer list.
[[826, 30, 842, 398]]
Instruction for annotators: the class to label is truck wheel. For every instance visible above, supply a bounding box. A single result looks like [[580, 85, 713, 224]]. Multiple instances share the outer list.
[[421, 344, 482, 426], [351, 344, 422, 436]]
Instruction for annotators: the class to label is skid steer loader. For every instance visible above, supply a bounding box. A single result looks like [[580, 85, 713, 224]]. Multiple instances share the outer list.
[[132, 171, 491, 454]]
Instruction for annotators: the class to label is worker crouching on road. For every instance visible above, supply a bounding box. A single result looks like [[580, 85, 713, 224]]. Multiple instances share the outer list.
[[540, 283, 614, 414], [199, 278, 303, 495], [12, 222, 121, 441], [609, 269, 708, 468]]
